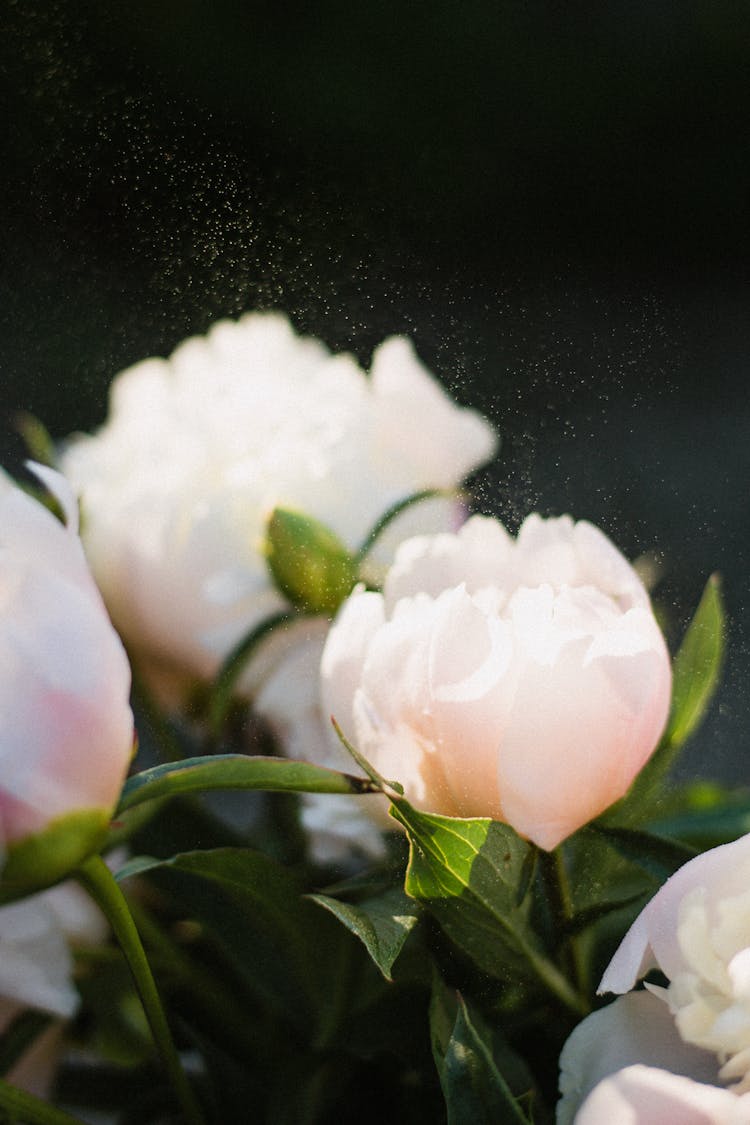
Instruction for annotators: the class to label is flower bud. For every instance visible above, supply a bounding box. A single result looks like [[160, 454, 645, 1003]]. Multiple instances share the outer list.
[[265, 507, 359, 615], [0, 466, 134, 899]]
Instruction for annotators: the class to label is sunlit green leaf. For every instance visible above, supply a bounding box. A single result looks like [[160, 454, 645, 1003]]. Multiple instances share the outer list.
[[308, 885, 420, 981], [390, 801, 584, 1014], [665, 573, 725, 749]]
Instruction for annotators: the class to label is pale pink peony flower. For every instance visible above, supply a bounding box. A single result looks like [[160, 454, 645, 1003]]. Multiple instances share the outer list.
[[319, 513, 671, 851], [0, 465, 134, 888], [59, 312, 497, 703]]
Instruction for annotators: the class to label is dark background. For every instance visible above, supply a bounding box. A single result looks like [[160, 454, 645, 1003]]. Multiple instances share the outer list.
[[2, 1, 749, 780]]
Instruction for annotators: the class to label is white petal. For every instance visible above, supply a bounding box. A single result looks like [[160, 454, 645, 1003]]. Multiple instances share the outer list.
[[574, 1066, 750, 1125], [557, 992, 722, 1125], [600, 835, 750, 994]]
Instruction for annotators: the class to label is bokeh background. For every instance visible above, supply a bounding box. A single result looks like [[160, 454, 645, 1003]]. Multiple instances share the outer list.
[[3, 1, 749, 779]]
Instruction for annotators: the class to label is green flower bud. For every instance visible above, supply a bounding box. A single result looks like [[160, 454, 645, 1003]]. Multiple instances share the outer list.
[[265, 508, 359, 615]]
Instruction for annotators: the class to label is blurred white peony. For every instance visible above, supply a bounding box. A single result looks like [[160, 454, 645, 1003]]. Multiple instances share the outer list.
[[0, 465, 134, 893], [0, 878, 108, 1098], [317, 513, 671, 852], [59, 312, 498, 705]]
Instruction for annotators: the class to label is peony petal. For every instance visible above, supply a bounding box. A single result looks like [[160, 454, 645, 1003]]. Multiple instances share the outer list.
[[557, 992, 722, 1125], [574, 1066, 750, 1125], [600, 834, 750, 994], [369, 336, 498, 489], [0, 472, 133, 854], [495, 588, 669, 850], [573, 520, 651, 611], [320, 589, 386, 763], [384, 515, 513, 609]]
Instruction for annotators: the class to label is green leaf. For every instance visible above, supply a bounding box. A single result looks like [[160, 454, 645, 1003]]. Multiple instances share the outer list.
[[265, 508, 359, 614], [586, 823, 697, 882], [649, 790, 750, 849], [74, 955, 153, 1067], [330, 716, 404, 795], [116, 754, 379, 815], [308, 885, 420, 981], [430, 985, 530, 1125], [390, 801, 585, 1014], [130, 848, 352, 1037], [620, 575, 725, 818], [562, 891, 649, 939], [666, 573, 725, 749]]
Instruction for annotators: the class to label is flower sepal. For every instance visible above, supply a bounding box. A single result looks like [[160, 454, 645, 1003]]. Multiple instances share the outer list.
[[0, 808, 110, 904]]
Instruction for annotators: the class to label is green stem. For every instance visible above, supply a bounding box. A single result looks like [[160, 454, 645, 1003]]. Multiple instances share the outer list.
[[0, 1077, 85, 1125], [355, 488, 462, 563], [210, 610, 295, 735], [75, 856, 205, 1125], [523, 943, 588, 1017], [539, 848, 589, 1004], [129, 902, 261, 1061]]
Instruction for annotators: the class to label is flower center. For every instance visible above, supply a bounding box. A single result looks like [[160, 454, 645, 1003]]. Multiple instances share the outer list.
[[665, 886, 750, 1093]]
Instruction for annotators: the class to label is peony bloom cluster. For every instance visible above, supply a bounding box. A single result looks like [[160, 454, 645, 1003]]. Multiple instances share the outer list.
[[0, 466, 134, 894], [318, 513, 672, 851], [59, 312, 498, 703], [0, 879, 109, 1097], [558, 833, 750, 1122]]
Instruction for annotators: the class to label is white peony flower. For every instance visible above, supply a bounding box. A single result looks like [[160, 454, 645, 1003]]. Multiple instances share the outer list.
[[0, 465, 134, 894], [557, 990, 737, 1123], [318, 513, 671, 851], [59, 312, 497, 703], [600, 833, 750, 1096], [574, 1064, 750, 1124]]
